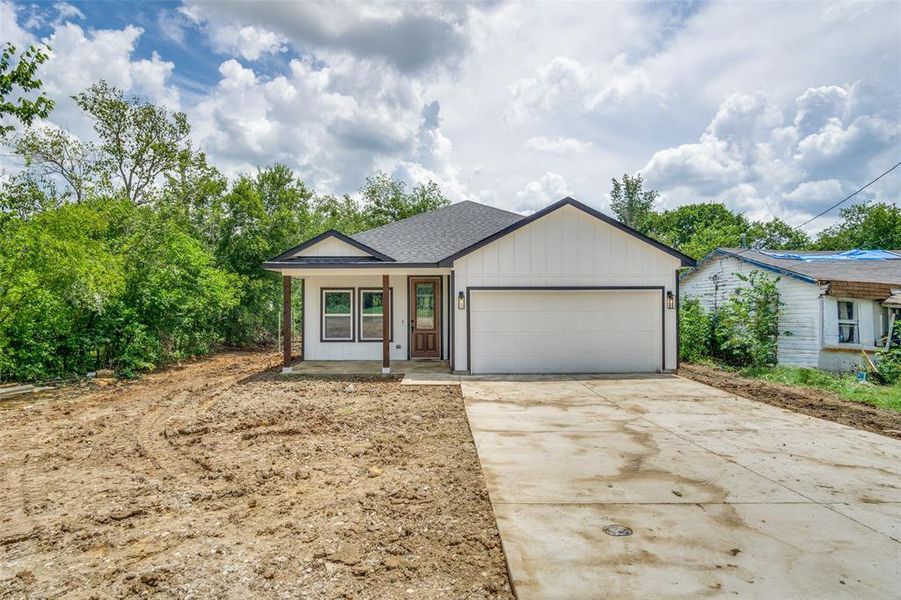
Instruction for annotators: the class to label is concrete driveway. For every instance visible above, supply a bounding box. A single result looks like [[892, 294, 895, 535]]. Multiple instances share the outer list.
[[462, 374, 901, 599]]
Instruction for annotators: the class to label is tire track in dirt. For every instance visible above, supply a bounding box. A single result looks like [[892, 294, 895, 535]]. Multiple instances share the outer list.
[[129, 354, 275, 491]]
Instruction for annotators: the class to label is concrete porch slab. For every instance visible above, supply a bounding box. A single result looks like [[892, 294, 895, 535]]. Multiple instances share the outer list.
[[284, 360, 449, 376]]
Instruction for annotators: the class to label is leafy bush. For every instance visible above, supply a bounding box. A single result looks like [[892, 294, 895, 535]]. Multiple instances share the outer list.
[[714, 270, 781, 368], [679, 298, 713, 362], [875, 348, 901, 385]]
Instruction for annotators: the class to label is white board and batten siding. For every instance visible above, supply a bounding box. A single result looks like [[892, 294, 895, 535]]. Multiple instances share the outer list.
[[302, 275, 449, 361], [453, 204, 681, 373], [293, 237, 370, 258]]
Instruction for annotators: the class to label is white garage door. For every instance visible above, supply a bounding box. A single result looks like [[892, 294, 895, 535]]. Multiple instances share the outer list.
[[469, 289, 662, 374]]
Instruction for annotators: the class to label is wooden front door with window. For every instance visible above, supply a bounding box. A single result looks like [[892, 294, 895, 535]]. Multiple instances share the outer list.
[[410, 277, 441, 358]]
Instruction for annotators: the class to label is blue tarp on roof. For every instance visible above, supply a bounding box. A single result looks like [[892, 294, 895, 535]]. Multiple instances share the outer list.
[[761, 249, 901, 261]]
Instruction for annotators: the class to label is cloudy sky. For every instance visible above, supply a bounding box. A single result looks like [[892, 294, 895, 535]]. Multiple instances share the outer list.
[[1, 0, 899, 231]]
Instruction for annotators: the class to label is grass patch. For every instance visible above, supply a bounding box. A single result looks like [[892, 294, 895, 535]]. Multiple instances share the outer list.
[[740, 365, 901, 413]]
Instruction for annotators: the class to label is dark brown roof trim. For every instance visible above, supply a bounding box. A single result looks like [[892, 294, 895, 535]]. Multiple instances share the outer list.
[[262, 261, 443, 270], [267, 229, 395, 263], [437, 197, 696, 267]]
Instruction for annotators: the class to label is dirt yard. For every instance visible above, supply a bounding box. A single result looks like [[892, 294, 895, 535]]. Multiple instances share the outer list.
[[680, 363, 901, 440], [0, 352, 512, 599]]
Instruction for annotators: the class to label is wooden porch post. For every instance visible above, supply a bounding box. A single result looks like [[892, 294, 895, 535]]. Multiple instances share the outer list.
[[382, 274, 390, 374], [282, 275, 292, 373]]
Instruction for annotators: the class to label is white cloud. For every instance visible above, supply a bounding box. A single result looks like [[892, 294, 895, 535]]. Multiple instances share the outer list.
[[0, 1, 33, 47], [183, 0, 482, 73], [642, 81, 899, 228], [525, 136, 592, 155], [188, 54, 435, 192], [514, 172, 569, 213], [505, 54, 664, 124], [208, 24, 287, 61], [53, 2, 84, 21]]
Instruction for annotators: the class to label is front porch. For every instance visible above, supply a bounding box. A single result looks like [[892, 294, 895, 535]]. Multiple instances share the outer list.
[[276, 269, 453, 375], [285, 359, 451, 377]]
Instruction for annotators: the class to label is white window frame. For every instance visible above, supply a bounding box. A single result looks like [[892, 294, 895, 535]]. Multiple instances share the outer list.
[[836, 299, 859, 345], [321, 288, 354, 342], [357, 288, 393, 342]]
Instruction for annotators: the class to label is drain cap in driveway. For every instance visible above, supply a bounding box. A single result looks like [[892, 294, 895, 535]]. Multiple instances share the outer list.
[[603, 524, 633, 537]]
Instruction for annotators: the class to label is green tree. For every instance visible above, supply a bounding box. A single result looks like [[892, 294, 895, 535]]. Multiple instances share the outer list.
[[646, 203, 747, 258], [814, 202, 901, 250], [360, 171, 449, 228], [0, 43, 54, 135], [0, 171, 61, 220], [311, 193, 368, 234], [746, 218, 809, 250], [0, 201, 124, 380], [609, 173, 657, 231], [73, 81, 192, 204], [13, 126, 99, 202], [214, 165, 315, 344]]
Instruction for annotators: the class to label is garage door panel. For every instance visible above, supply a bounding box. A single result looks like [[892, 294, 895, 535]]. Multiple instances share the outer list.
[[471, 331, 656, 355], [470, 290, 661, 374], [472, 311, 656, 333]]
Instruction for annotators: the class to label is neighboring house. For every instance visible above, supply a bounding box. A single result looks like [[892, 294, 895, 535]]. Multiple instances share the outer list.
[[680, 248, 901, 371], [263, 197, 695, 374]]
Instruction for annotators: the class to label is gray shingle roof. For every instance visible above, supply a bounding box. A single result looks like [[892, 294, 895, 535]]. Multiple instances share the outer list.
[[350, 200, 524, 263], [714, 248, 901, 285]]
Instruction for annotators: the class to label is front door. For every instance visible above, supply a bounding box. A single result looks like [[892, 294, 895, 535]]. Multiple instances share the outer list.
[[410, 277, 441, 358]]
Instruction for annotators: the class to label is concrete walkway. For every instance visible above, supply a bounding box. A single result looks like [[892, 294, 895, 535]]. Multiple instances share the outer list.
[[462, 374, 901, 599]]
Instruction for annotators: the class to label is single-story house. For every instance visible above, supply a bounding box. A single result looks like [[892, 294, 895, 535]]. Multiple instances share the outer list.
[[263, 197, 695, 374], [680, 248, 901, 371]]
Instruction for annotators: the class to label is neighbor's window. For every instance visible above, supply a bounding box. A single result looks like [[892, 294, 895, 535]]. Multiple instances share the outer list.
[[359, 289, 392, 341], [322, 289, 353, 341], [837, 300, 858, 344]]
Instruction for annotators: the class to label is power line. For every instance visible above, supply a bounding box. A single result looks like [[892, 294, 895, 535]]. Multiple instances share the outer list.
[[719, 160, 901, 261], [794, 160, 901, 231]]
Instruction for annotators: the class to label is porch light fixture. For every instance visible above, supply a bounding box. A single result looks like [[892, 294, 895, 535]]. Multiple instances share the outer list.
[[458, 291, 466, 310], [666, 291, 675, 309]]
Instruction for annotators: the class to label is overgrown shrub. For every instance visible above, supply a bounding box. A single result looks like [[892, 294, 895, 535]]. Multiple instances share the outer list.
[[875, 321, 901, 384], [874, 349, 901, 385], [679, 298, 713, 362], [714, 271, 782, 368]]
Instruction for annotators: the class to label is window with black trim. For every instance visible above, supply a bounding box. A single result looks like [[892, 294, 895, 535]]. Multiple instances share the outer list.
[[322, 289, 353, 341], [837, 300, 858, 344], [358, 288, 393, 341]]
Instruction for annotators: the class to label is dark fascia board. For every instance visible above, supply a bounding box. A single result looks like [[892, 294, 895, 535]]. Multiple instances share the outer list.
[[682, 248, 817, 284], [262, 261, 442, 271], [266, 229, 395, 263], [437, 197, 696, 267]]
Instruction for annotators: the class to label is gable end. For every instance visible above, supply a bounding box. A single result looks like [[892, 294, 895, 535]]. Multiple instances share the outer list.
[[438, 197, 695, 267]]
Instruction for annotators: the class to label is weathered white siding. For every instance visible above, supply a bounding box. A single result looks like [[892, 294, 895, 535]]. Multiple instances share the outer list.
[[680, 256, 822, 367], [301, 274, 449, 361], [452, 204, 681, 372], [681, 256, 884, 371]]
